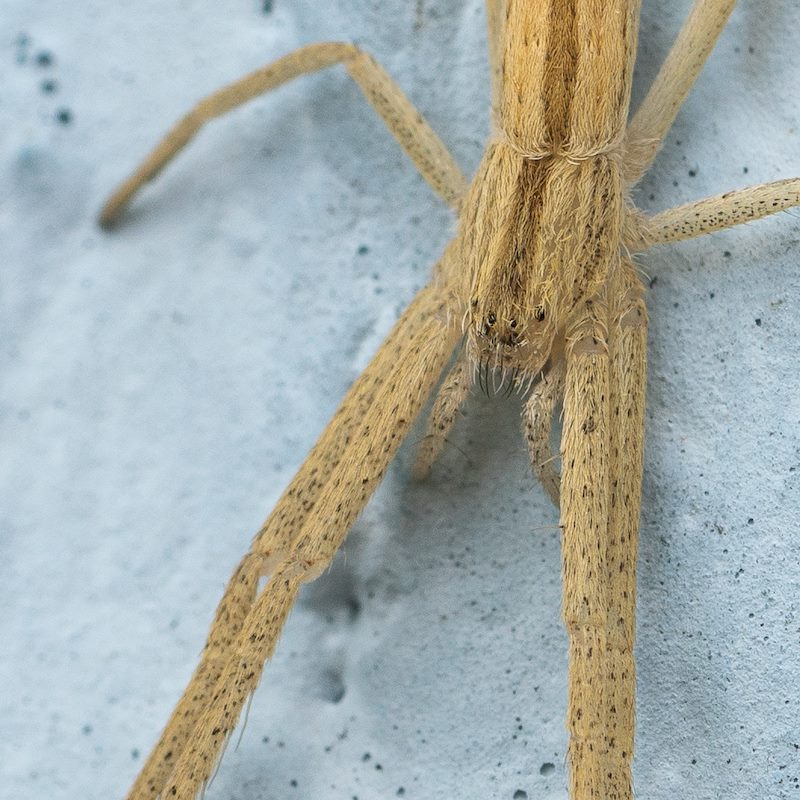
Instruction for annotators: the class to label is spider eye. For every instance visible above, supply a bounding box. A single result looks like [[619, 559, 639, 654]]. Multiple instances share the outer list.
[[534, 306, 546, 322], [510, 319, 517, 329]]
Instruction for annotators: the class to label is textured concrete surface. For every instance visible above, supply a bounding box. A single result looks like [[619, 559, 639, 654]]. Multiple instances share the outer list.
[[2, 2, 798, 799]]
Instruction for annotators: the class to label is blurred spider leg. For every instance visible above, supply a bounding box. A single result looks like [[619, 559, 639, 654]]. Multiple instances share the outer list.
[[412, 349, 471, 480], [522, 360, 565, 507], [624, 0, 737, 184], [485, 0, 507, 122], [99, 42, 468, 226], [123, 284, 457, 800], [157, 292, 459, 800]]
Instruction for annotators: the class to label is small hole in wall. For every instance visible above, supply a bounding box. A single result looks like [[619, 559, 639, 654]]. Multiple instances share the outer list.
[[320, 667, 346, 704], [539, 762, 555, 776]]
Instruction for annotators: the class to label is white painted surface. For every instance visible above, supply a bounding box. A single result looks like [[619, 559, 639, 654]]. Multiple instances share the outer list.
[[2, 2, 798, 799]]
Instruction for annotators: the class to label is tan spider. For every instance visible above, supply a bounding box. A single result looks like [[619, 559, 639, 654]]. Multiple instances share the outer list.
[[100, 1, 800, 798]]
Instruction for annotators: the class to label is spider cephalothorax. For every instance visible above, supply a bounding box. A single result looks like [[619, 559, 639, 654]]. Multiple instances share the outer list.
[[465, 292, 555, 392]]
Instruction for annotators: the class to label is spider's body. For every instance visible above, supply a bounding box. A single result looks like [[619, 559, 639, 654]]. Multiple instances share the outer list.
[[458, 141, 627, 384], [457, 1, 638, 385], [99, 1, 800, 798]]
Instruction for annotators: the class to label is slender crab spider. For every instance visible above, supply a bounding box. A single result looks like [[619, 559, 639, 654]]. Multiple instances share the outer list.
[[99, 1, 800, 798]]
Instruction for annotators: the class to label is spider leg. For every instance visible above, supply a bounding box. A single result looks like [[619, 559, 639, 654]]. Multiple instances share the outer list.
[[158, 290, 458, 800], [625, 178, 800, 249], [604, 261, 648, 800], [560, 261, 648, 800], [484, 0, 507, 123], [560, 298, 614, 800], [123, 283, 459, 800], [412, 348, 471, 480], [99, 42, 468, 226], [624, 0, 737, 185], [521, 359, 565, 507]]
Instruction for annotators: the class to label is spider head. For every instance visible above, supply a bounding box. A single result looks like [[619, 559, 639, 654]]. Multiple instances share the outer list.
[[466, 297, 554, 391]]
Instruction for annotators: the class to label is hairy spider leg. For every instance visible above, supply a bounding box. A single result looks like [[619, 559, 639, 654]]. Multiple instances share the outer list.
[[99, 42, 467, 227]]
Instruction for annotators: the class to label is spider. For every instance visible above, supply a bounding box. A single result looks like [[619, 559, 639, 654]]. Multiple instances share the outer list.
[[99, 1, 800, 798]]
